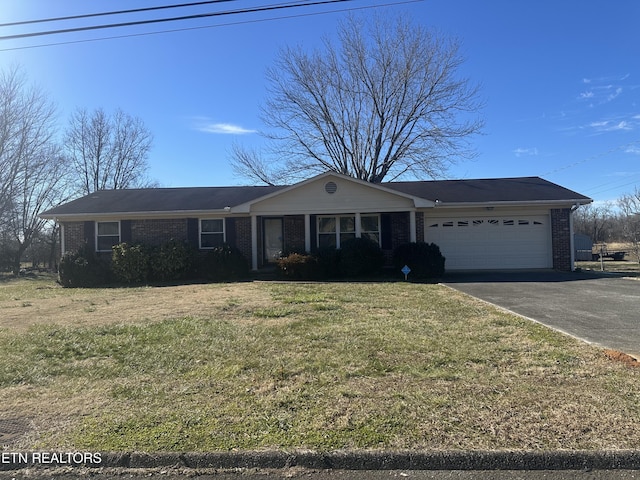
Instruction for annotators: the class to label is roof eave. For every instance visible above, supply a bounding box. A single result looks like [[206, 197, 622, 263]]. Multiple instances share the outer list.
[[39, 209, 236, 221], [427, 198, 593, 209]]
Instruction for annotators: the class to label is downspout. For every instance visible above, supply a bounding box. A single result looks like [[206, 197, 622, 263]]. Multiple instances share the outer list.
[[569, 203, 581, 271]]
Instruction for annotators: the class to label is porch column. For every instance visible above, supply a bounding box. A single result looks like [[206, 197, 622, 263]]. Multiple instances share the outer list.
[[409, 211, 417, 243], [304, 214, 311, 253], [251, 215, 258, 271], [355, 212, 362, 237]]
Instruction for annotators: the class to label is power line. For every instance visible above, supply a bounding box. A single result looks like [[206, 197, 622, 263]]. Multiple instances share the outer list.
[[542, 140, 640, 177], [0, 0, 352, 41], [0, 1, 237, 28], [0, 0, 423, 52]]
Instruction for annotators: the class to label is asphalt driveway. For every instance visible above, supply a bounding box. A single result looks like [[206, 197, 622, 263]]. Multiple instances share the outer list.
[[443, 270, 640, 359]]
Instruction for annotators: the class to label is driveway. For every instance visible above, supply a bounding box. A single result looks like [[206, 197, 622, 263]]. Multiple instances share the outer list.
[[443, 270, 640, 359]]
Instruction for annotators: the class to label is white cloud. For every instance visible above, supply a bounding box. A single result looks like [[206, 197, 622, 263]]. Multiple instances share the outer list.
[[191, 117, 256, 135], [607, 87, 623, 102], [198, 122, 256, 135], [513, 147, 538, 157], [579, 91, 594, 99], [626, 146, 640, 155]]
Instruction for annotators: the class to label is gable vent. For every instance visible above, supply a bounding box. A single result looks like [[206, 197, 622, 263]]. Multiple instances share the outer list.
[[325, 181, 338, 194]]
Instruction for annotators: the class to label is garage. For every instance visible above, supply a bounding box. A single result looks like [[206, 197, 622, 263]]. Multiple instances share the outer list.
[[425, 215, 552, 270]]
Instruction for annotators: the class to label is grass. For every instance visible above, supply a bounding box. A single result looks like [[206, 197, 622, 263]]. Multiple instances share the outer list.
[[1, 274, 639, 452]]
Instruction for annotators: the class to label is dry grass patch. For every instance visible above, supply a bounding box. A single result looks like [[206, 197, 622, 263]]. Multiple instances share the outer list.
[[0, 277, 639, 451], [0, 274, 274, 331]]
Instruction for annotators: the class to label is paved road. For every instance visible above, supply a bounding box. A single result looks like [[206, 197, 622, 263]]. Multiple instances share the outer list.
[[443, 270, 640, 359]]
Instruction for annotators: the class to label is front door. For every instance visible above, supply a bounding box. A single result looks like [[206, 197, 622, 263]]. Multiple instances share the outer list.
[[263, 218, 283, 263]]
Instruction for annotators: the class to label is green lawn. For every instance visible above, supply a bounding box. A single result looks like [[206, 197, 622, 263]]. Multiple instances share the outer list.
[[1, 276, 639, 452]]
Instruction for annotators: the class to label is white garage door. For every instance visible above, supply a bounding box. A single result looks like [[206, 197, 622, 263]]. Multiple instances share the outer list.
[[425, 215, 552, 270]]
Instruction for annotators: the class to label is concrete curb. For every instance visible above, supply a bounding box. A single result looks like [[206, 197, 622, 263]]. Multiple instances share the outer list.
[[3, 450, 640, 471]]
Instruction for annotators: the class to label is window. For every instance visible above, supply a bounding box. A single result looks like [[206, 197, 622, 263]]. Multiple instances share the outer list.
[[340, 216, 356, 245], [361, 215, 380, 244], [318, 217, 337, 248], [317, 214, 381, 248], [96, 221, 120, 252], [200, 219, 225, 249]]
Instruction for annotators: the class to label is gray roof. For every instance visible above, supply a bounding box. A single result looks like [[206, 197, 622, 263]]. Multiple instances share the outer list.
[[41, 176, 590, 218], [43, 185, 285, 216], [384, 176, 591, 204]]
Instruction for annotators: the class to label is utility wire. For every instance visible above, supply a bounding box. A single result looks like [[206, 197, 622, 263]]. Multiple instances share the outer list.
[[0, 0, 422, 52], [0, 1, 237, 28], [0, 0, 351, 41]]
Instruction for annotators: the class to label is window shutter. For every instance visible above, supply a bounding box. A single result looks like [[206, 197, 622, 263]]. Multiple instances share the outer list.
[[225, 218, 236, 246], [120, 220, 132, 243], [381, 214, 392, 250], [84, 221, 95, 251], [309, 215, 317, 252], [187, 218, 199, 249]]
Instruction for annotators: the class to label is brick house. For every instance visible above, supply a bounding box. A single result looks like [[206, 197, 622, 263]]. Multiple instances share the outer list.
[[40, 172, 591, 271]]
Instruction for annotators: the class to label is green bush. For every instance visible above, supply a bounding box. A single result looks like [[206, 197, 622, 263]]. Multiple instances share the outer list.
[[277, 253, 317, 279], [199, 244, 249, 281], [314, 246, 342, 279], [112, 243, 150, 284], [149, 240, 195, 282], [339, 237, 385, 277], [58, 244, 110, 287], [393, 242, 446, 279]]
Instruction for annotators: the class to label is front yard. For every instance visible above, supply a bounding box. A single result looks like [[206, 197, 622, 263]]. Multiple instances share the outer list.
[[1, 274, 639, 452]]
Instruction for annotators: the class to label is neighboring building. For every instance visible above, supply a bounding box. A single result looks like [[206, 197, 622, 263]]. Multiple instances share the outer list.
[[40, 172, 592, 272]]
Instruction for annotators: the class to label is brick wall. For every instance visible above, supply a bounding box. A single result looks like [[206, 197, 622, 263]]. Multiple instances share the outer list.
[[551, 208, 572, 271], [234, 217, 252, 265], [284, 215, 305, 253], [416, 212, 424, 243], [62, 222, 85, 253], [390, 212, 411, 251], [131, 219, 188, 246]]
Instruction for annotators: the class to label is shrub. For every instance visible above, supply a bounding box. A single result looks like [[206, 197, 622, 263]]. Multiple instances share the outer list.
[[58, 244, 110, 287], [393, 242, 446, 279], [149, 240, 195, 282], [277, 253, 317, 279], [314, 246, 342, 279], [339, 237, 385, 277], [111, 243, 151, 284], [200, 244, 249, 281]]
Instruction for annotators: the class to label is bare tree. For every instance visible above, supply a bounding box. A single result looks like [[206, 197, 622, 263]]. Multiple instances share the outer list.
[[232, 14, 483, 185], [64, 107, 154, 194], [618, 188, 640, 263], [573, 203, 615, 243], [0, 67, 57, 224], [0, 67, 65, 273], [5, 144, 70, 274]]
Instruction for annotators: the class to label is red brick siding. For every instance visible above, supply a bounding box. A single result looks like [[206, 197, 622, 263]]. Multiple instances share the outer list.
[[551, 208, 572, 271], [131, 219, 188, 246], [284, 215, 305, 253], [389, 212, 411, 251], [416, 212, 424, 243], [234, 217, 252, 265], [62, 222, 85, 253]]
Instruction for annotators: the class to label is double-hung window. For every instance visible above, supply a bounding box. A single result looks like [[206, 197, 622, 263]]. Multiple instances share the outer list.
[[96, 221, 120, 252], [317, 214, 380, 248], [200, 219, 225, 249]]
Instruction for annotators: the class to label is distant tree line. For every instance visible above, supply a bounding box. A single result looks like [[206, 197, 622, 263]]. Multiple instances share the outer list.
[[0, 67, 154, 274], [573, 190, 640, 262]]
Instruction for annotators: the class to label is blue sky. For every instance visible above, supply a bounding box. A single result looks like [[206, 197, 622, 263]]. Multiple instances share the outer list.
[[2, 0, 639, 204]]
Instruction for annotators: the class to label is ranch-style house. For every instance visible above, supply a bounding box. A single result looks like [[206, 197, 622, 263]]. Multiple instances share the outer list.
[[40, 172, 592, 272]]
